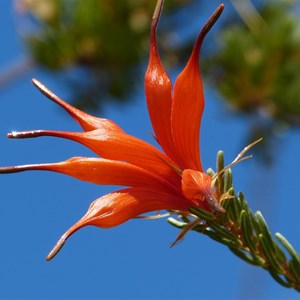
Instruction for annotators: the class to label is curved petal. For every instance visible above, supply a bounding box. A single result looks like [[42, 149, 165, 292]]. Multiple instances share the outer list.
[[46, 187, 191, 260], [181, 169, 212, 201], [8, 129, 181, 187], [0, 157, 176, 192], [171, 5, 224, 171], [145, 0, 176, 161], [32, 79, 123, 133]]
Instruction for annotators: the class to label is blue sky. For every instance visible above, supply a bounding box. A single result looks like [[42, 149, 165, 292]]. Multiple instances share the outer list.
[[0, 1, 299, 299]]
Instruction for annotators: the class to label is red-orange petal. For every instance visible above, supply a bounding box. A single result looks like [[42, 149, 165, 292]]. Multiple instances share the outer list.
[[8, 129, 181, 188], [181, 169, 225, 213], [145, 0, 176, 161], [0, 157, 176, 192], [171, 5, 224, 171], [46, 187, 191, 260], [181, 169, 213, 201], [32, 79, 123, 133]]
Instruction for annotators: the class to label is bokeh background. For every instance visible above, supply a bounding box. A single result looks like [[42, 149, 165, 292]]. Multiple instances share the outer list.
[[0, 0, 299, 299]]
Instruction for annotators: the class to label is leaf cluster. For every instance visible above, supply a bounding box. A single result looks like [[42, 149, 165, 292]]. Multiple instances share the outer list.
[[168, 151, 300, 291], [204, 2, 300, 127]]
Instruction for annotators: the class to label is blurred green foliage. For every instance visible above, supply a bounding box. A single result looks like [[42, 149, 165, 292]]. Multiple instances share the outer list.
[[16, 0, 188, 109], [204, 1, 300, 161], [207, 2, 300, 125]]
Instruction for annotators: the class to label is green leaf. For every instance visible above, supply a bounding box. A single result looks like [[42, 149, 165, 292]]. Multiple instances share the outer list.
[[189, 206, 216, 221], [248, 209, 261, 236], [216, 150, 225, 172], [268, 267, 292, 288], [206, 168, 215, 177], [219, 197, 232, 224], [240, 210, 258, 254], [276, 233, 300, 266], [238, 192, 249, 212], [229, 247, 260, 266], [289, 259, 300, 284], [167, 218, 187, 229], [207, 220, 237, 241], [224, 168, 233, 193], [256, 211, 277, 254], [259, 234, 286, 275], [227, 192, 240, 226], [216, 150, 225, 193], [203, 229, 242, 248], [271, 241, 288, 266]]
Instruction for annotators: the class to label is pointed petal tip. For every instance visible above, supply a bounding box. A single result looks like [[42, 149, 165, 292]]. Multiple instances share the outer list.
[[0, 165, 22, 174], [46, 234, 67, 261], [31, 77, 40, 88], [152, 0, 164, 26], [7, 130, 45, 139], [45, 216, 89, 261], [201, 4, 224, 37], [31, 78, 63, 107], [31, 78, 55, 102], [191, 3, 225, 60], [150, 0, 164, 46], [0, 162, 53, 174], [32, 78, 124, 133], [7, 131, 26, 139], [7, 131, 16, 138], [219, 4, 225, 11]]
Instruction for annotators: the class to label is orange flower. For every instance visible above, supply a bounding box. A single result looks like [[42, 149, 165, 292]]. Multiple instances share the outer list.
[[0, 1, 224, 260]]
